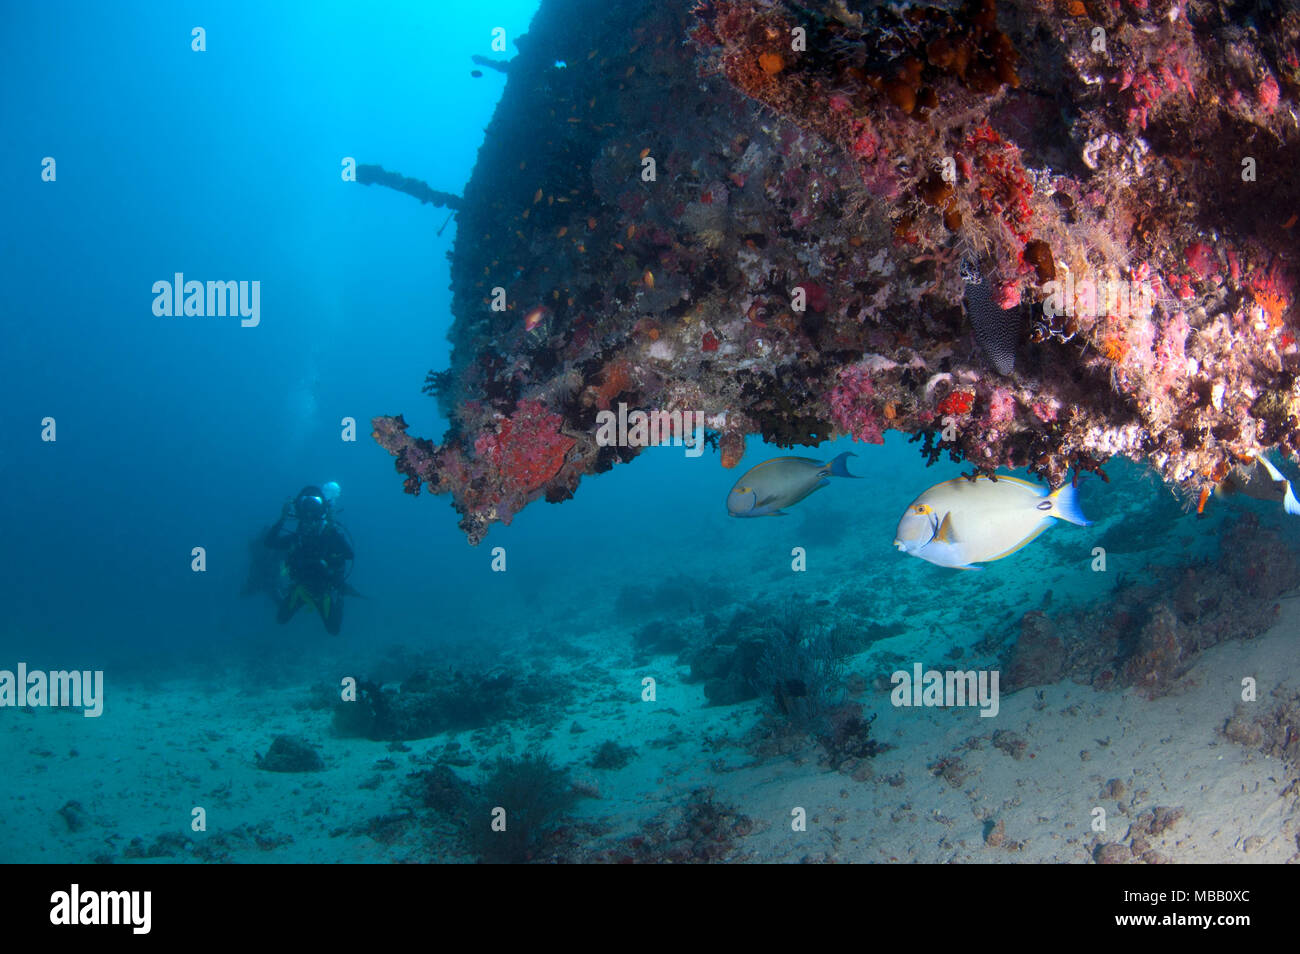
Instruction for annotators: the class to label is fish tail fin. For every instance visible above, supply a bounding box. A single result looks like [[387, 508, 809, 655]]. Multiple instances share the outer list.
[[827, 451, 859, 479], [1049, 482, 1092, 526], [1255, 456, 1300, 514], [1255, 455, 1285, 481]]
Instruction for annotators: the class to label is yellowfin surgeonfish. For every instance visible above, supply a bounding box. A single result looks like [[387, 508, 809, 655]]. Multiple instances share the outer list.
[[726, 453, 859, 517], [894, 475, 1091, 569], [1214, 455, 1300, 515]]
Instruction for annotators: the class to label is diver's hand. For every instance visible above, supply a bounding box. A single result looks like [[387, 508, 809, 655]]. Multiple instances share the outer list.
[[281, 500, 294, 519]]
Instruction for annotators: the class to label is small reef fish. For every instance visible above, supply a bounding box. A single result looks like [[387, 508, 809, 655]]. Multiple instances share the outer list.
[[523, 305, 549, 333], [726, 453, 859, 517], [894, 475, 1091, 569], [1215, 455, 1300, 515]]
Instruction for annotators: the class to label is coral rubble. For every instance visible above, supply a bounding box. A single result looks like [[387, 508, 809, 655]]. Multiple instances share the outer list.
[[371, 0, 1300, 542]]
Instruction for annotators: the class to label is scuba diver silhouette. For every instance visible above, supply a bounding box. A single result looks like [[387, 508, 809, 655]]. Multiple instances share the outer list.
[[264, 484, 354, 635]]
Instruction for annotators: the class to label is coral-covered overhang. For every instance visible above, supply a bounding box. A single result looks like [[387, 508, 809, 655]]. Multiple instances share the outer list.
[[373, 0, 1300, 542]]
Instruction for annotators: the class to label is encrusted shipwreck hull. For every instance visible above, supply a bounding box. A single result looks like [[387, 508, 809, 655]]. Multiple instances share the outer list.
[[373, 0, 1300, 543]]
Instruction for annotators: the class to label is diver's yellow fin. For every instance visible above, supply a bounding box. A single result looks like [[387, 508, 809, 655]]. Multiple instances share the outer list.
[[295, 586, 318, 613], [935, 512, 958, 543]]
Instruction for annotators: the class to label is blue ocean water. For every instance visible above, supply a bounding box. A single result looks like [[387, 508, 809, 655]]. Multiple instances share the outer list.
[[2, 2, 540, 665], [3, 1, 1298, 867]]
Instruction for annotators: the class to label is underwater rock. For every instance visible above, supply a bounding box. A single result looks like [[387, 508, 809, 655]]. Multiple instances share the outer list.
[[1004, 515, 1300, 696], [346, 811, 415, 846], [404, 763, 475, 817], [374, 0, 1300, 541], [590, 740, 637, 770], [631, 620, 690, 658], [1118, 603, 1183, 694], [1088, 809, 1184, 864], [704, 668, 761, 707], [57, 800, 88, 833], [1223, 693, 1300, 769], [123, 833, 192, 859], [585, 787, 753, 863], [1004, 611, 1065, 689], [332, 668, 537, 741], [984, 818, 1006, 847], [255, 735, 325, 773], [1093, 842, 1132, 865], [688, 636, 766, 705], [991, 729, 1028, 761]]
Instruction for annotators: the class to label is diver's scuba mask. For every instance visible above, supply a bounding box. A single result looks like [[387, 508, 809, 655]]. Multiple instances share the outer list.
[[294, 494, 326, 525]]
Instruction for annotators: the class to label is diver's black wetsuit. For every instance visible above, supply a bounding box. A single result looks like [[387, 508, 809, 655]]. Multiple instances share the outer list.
[[265, 517, 353, 634]]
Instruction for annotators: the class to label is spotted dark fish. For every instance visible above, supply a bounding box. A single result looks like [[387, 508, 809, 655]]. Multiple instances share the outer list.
[[961, 258, 1021, 376]]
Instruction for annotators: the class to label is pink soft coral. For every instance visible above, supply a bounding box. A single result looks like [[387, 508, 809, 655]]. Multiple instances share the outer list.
[[1154, 311, 1190, 388], [985, 387, 1016, 425], [828, 365, 885, 444]]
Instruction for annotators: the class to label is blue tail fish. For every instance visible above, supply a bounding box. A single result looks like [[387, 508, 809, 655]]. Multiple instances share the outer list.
[[726, 452, 859, 517], [894, 474, 1091, 569]]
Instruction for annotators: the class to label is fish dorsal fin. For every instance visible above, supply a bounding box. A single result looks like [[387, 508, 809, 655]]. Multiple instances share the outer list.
[[756, 456, 814, 472], [934, 512, 958, 544]]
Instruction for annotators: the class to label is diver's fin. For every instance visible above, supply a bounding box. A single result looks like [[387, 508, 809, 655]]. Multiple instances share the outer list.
[[826, 451, 860, 479], [342, 583, 366, 598]]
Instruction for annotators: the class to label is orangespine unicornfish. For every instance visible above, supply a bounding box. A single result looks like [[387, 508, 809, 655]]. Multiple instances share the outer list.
[[894, 475, 1091, 569], [726, 452, 859, 517], [1215, 455, 1300, 514]]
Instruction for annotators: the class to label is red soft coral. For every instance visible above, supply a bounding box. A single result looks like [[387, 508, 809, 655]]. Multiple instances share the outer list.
[[937, 390, 974, 417], [475, 401, 575, 494]]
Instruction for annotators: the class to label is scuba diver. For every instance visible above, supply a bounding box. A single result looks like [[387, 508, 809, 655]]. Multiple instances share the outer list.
[[264, 484, 354, 635]]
